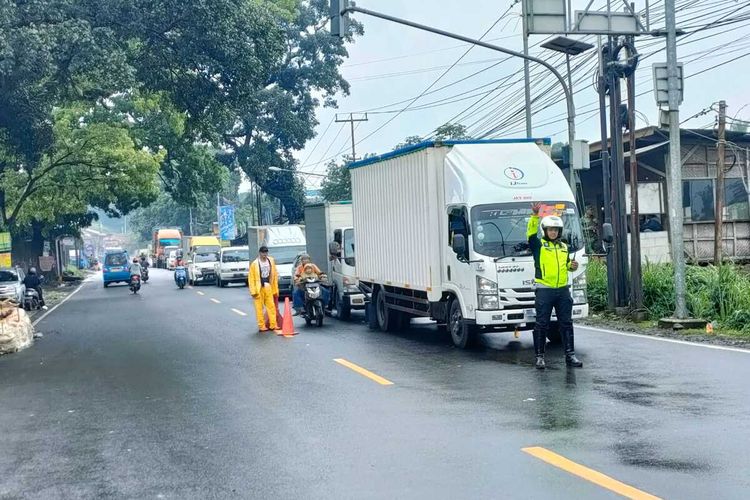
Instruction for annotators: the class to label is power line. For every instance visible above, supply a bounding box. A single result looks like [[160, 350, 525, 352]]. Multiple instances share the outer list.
[[352, 3, 518, 149]]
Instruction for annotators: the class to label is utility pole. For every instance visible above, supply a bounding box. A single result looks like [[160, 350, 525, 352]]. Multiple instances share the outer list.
[[335, 113, 368, 162], [608, 55, 630, 310], [597, 37, 615, 311], [665, 0, 687, 319], [714, 100, 727, 264], [521, 0, 532, 138], [627, 41, 644, 313], [189, 207, 194, 236]]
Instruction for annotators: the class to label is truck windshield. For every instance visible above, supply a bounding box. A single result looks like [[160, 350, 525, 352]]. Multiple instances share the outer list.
[[470, 201, 584, 258], [268, 245, 307, 265]]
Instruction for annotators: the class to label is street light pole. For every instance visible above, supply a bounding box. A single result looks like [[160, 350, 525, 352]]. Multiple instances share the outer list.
[[338, 4, 577, 189]]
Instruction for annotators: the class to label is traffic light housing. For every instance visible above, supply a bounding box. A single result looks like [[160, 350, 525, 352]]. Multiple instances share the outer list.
[[330, 0, 350, 38]]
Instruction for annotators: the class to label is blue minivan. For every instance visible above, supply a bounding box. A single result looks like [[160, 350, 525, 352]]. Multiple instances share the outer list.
[[102, 249, 131, 287]]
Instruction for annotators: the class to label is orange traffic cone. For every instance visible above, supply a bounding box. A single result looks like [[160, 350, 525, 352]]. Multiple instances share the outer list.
[[278, 296, 297, 337]]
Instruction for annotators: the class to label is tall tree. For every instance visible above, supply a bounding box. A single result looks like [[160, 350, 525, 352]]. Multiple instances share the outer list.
[[320, 160, 352, 202]]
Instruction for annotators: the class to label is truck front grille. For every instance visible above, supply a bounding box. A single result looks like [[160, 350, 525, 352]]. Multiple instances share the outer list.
[[499, 288, 535, 310]]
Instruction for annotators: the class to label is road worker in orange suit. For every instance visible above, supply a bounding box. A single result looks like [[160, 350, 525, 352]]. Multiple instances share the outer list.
[[248, 246, 280, 332]]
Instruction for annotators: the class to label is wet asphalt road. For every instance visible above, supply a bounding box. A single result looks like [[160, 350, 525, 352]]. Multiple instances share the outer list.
[[1, 269, 749, 499]]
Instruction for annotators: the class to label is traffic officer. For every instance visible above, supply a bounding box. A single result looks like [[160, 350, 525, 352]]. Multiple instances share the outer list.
[[248, 246, 280, 332], [527, 203, 583, 369]]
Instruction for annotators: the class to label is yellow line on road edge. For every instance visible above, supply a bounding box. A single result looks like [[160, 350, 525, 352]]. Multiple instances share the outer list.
[[210, 298, 221, 304], [333, 358, 394, 386], [197, 291, 205, 296], [231, 308, 247, 317], [522, 447, 661, 500]]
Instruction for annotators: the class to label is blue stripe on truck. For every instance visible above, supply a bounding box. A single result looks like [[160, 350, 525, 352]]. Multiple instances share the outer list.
[[347, 138, 552, 170]]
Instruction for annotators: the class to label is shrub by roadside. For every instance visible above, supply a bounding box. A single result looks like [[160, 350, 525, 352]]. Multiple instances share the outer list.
[[586, 259, 750, 334]]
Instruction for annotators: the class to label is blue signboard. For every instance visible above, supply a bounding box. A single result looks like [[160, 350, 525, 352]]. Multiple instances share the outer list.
[[219, 205, 236, 241]]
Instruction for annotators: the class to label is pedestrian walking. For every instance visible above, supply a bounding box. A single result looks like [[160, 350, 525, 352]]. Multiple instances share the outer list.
[[248, 246, 280, 332], [527, 203, 583, 370]]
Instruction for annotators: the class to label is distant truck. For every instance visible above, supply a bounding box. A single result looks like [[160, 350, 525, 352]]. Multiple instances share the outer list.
[[304, 202, 365, 319], [183, 235, 221, 285], [152, 228, 183, 269], [350, 139, 589, 348], [247, 225, 306, 296]]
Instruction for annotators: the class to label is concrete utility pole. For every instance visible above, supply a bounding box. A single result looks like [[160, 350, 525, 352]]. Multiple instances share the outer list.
[[665, 0, 687, 318], [714, 101, 727, 264], [335, 113, 368, 162]]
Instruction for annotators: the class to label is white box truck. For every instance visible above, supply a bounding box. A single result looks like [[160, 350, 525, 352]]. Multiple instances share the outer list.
[[247, 225, 306, 296], [350, 139, 589, 348], [304, 202, 366, 320]]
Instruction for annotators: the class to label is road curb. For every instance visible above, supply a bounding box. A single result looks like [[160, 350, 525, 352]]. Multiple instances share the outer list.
[[32, 280, 87, 327]]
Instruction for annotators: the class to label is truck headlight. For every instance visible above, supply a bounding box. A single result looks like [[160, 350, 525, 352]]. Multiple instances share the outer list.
[[343, 276, 360, 293], [479, 295, 499, 310], [195, 268, 202, 275], [573, 272, 586, 288], [572, 288, 587, 305], [476, 276, 498, 295]]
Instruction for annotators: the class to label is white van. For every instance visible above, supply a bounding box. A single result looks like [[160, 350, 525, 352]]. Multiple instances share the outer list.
[[215, 246, 251, 287]]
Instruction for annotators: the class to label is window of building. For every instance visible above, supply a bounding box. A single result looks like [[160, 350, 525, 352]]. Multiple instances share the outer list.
[[683, 180, 715, 221], [724, 178, 750, 220]]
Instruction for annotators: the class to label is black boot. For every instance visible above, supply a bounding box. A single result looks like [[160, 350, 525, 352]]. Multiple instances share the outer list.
[[563, 327, 582, 367], [566, 353, 583, 367], [535, 355, 546, 370], [533, 326, 546, 369]]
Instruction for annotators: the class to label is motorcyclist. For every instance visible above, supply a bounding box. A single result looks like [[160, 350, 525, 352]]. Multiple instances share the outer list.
[[293, 254, 329, 315], [528, 202, 582, 370], [130, 258, 143, 280], [22, 267, 45, 306], [139, 253, 149, 269]]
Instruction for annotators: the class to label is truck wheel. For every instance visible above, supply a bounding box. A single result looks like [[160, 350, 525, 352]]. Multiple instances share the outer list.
[[375, 288, 400, 332], [366, 300, 379, 330], [448, 299, 475, 349], [546, 322, 562, 345]]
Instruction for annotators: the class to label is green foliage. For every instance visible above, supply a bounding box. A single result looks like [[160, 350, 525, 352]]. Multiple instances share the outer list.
[[320, 160, 351, 202], [587, 261, 750, 329], [434, 123, 469, 141], [585, 258, 609, 311], [393, 136, 423, 150]]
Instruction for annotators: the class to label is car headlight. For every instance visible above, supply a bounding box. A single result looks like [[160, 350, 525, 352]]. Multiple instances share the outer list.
[[572, 288, 587, 305], [479, 295, 499, 310], [476, 276, 498, 295]]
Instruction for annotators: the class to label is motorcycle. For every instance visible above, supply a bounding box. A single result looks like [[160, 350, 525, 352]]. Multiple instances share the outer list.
[[174, 266, 187, 289], [301, 276, 327, 327], [141, 266, 149, 283], [129, 274, 141, 294], [23, 287, 43, 311]]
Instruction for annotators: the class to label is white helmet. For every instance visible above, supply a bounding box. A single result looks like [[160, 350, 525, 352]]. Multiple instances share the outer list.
[[540, 215, 564, 229]]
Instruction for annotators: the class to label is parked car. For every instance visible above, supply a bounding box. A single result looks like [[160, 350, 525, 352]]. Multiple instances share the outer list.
[[102, 250, 131, 287], [0, 267, 26, 304], [215, 246, 251, 287]]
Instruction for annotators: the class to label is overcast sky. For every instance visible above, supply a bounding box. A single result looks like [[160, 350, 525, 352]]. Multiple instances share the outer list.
[[295, 0, 750, 185]]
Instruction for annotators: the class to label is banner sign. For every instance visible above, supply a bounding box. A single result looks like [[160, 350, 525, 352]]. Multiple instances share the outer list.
[[219, 205, 236, 241]]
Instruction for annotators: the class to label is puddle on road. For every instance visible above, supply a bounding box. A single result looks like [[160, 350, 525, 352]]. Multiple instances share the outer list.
[[614, 440, 712, 473]]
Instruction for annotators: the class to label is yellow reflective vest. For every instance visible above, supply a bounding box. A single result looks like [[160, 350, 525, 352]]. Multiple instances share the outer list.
[[527, 215, 572, 288]]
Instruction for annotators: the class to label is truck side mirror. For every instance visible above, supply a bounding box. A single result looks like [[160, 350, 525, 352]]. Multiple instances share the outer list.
[[452, 234, 467, 258], [329, 241, 341, 259], [602, 223, 614, 244]]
